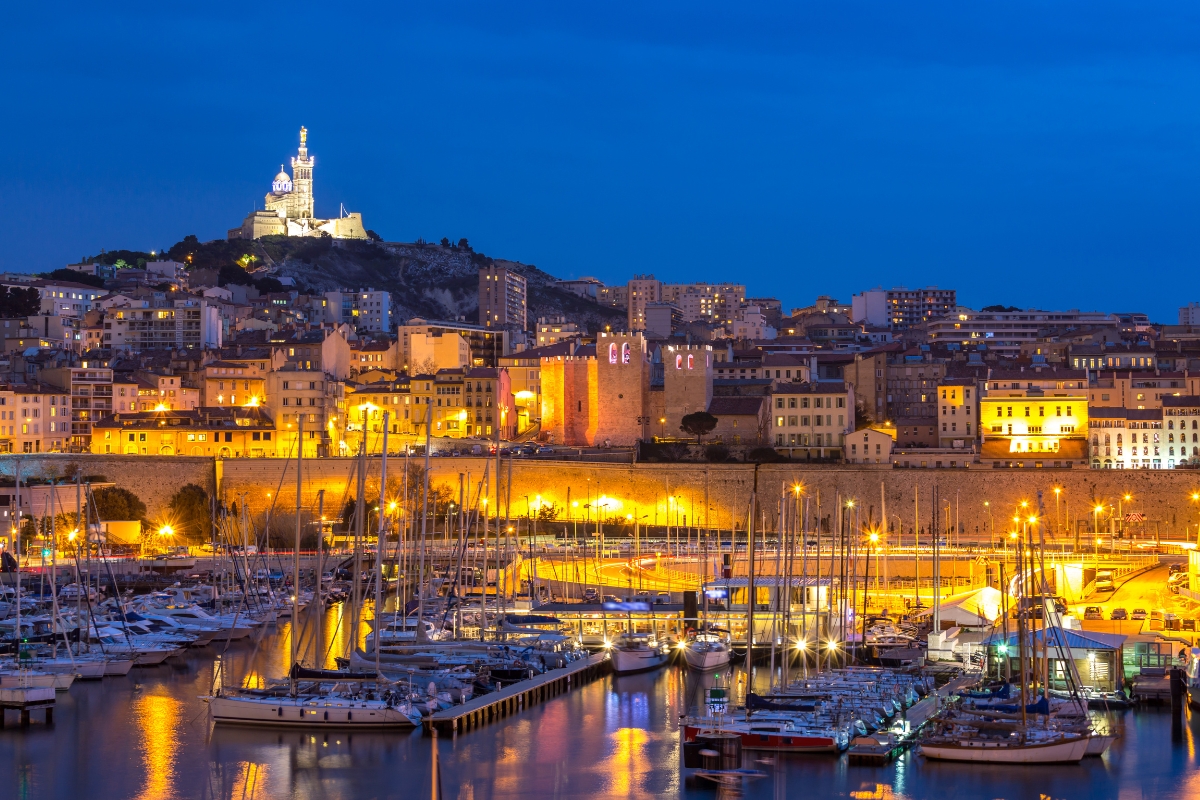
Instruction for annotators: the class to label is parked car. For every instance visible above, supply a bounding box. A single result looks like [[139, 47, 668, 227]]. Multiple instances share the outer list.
[[499, 448, 513, 457], [602, 594, 620, 604], [1110, 608, 1128, 621], [654, 591, 672, 604], [1131, 608, 1148, 620], [1084, 606, 1103, 620], [536, 446, 554, 455], [582, 588, 599, 603]]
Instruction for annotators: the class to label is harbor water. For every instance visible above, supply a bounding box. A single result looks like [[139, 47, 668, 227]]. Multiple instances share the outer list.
[[3, 610, 1200, 800]]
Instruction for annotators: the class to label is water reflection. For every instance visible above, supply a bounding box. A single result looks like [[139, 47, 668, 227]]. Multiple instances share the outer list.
[[5, 614, 1200, 800], [132, 694, 181, 800]]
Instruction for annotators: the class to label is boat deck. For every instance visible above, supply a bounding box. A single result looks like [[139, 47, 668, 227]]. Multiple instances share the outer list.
[[425, 651, 610, 736]]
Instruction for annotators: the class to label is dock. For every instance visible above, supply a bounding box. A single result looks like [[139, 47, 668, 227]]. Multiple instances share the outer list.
[[905, 673, 979, 728], [0, 686, 56, 727], [425, 651, 611, 736]]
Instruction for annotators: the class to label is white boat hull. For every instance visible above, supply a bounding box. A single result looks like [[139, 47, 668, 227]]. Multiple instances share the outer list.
[[1085, 734, 1115, 756], [209, 695, 420, 728], [103, 659, 135, 676], [611, 647, 670, 675], [683, 646, 731, 672], [0, 672, 56, 689], [920, 736, 1088, 763], [38, 659, 109, 680]]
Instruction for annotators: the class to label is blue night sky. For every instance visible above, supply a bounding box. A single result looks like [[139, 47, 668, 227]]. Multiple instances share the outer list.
[[2, 2, 1199, 320]]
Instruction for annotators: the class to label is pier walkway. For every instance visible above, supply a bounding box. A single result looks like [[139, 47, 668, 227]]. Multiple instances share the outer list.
[[425, 651, 611, 736], [906, 673, 979, 728]]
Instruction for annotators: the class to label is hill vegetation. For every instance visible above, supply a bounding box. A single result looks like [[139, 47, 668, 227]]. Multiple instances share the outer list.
[[128, 234, 627, 332]]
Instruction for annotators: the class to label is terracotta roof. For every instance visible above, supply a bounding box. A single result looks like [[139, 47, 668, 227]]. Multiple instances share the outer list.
[[707, 396, 765, 416]]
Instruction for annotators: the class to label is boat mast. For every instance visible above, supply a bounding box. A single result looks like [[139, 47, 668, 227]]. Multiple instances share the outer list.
[[315, 489, 324, 668], [351, 410, 367, 651], [291, 415, 302, 676], [743, 466, 758, 679], [376, 413, 389, 675], [417, 402, 432, 635]]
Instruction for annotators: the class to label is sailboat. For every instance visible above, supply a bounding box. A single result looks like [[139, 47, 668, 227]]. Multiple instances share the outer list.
[[206, 416, 422, 728], [919, 489, 1089, 764], [682, 630, 731, 671]]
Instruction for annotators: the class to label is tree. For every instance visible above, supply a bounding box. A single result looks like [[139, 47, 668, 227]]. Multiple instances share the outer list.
[[440, 237, 451, 247], [981, 304, 1020, 313], [855, 401, 873, 430], [91, 487, 147, 521], [680, 411, 718, 443], [169, 484, 210, 542], [39, 268, 106, 288], [457, 238, 471, 251], [0, 286, 40, 318]]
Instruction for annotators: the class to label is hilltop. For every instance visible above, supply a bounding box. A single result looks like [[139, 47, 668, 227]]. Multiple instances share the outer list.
[[85, 235, 625, 332]]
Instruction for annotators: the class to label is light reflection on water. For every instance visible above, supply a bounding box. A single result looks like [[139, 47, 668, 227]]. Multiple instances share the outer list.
[[1, 607, 1200, 799]]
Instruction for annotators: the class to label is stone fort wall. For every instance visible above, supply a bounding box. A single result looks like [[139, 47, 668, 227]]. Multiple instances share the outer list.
[[4, 454, 1199, 538]]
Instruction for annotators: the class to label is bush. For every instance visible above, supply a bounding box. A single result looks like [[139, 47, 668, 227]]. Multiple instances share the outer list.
[[747, 446, 787, 463], [705, 444, 730, 462]]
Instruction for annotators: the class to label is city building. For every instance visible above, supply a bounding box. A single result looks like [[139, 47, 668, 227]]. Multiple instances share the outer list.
[[643, 303, 681, 339], [201, 360, 268, 408], [1162, 395, 1200, 467], [663, 344, 713, 439], [627, 275, 662, 331], [228, 127, 367, 240], [479, 265, 528, 331], [554, 277, 604, 300], [398, 319, 509, 369], [264, 369, 345, 457], [324, 289, 392, 333], [1181, 303, 1200, 326], [769, 381, 855, 459], [92, 407, 279, 457], [936, 377, 980, 448], [535, 316, 582, 347], [979, 379, 1088, 465], [845, 427, 894, 465], [1089, 408, 1166, 469], [851, 286, 956, 330], [102, 295, 222, 351], [926, 309, 1121, 355], [706, 396, 766, 446]]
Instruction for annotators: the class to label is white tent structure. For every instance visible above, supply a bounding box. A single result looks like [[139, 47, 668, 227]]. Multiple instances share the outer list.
[[915, 586, 1004, 627]]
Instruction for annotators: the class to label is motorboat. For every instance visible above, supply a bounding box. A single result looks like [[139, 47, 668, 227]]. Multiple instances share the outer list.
[[609, 632, 671, 675]]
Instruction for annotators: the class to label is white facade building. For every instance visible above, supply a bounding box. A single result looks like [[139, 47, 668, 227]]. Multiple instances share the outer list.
[[324, 289, 392, 333]]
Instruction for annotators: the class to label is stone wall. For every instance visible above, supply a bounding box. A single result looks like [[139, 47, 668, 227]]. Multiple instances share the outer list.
[[0, 454, 215, 517], [218, 459, 1200, 541], [6, 454, 1199, 540]]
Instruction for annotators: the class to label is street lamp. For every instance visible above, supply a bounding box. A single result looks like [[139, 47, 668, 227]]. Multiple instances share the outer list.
[[1093, 505, 1105, 556], [984, 501, 993, 547]]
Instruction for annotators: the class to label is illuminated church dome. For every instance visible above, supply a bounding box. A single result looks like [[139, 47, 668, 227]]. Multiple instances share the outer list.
[[271, 166, 293, 194]]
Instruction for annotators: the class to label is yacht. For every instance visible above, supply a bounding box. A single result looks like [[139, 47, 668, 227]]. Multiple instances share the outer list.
[[682, 631, 731, 671], [610, 632, 671, 675]]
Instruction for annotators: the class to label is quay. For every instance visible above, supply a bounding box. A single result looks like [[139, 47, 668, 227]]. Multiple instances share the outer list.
[[0, 685, 56, 727], [425, 651, 611, 736]]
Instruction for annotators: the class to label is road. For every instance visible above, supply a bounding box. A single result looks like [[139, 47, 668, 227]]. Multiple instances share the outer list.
[[1069, 564, 1200, 630]]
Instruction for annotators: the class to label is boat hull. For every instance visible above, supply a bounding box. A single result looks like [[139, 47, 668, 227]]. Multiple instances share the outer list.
[[920, 736, 1088, 763], [209, 696, 419, 728], [103, 659, 135, 676], [611, 648, 669, 675], [684, 725, 841, 753], [683, 647, 731, 672], [1085, 734, 1115, 757]]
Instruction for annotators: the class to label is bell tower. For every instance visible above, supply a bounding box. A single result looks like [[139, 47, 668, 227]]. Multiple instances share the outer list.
[[289, 126, 315, 219]]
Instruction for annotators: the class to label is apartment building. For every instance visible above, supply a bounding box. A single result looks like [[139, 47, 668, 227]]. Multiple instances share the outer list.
[[201, 360, 267, 407], [536, 316, 582, 347], [103, 295, 221, 351], [324, 289, 392, 333], [926, 309, 1120, 355], [265, 369, 345, 457], [851, 286, 956, 330], [92, 407, 278, 457], [41, 366, 114, 452], [479, 266, 527, 331], [628, 275, 662, 331], [1089, 408, 1167, 469], [398, 319, 509, 369], [936, 377, 979, 448], [344, 377, 412, 453], [769, 381, 855, 459]]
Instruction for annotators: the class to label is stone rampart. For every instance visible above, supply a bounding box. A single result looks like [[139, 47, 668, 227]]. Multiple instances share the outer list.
[[4, 455, 1197, 538]]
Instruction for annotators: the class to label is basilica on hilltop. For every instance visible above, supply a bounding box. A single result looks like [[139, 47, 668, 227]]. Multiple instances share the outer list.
[[228, 127, 368, 241]]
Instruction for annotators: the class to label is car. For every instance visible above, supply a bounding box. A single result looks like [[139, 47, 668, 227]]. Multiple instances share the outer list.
[[1110, 608, 1128, 621], [1131, 608, 1148, 620], [1168, 572, 1189, 586], [654, 591, 672, 604], [1084, 606, 1103, 620], [582, 588, 599, 603], [602, 594, 620, 604], [536, 446, 554, 455]]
